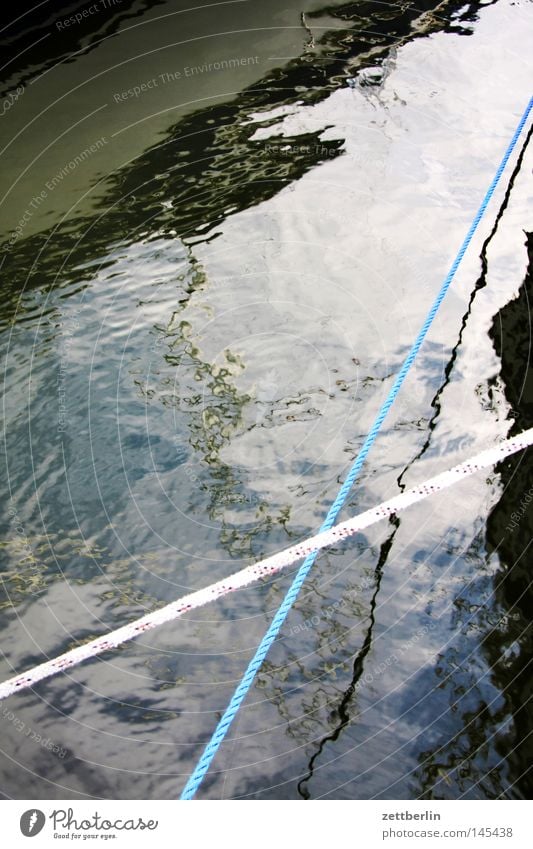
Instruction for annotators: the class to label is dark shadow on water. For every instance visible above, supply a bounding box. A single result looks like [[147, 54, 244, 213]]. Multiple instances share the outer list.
[[1, 0, 490, 323], [413, 232, 533, 800], [296, 118, 533, 801], [297, 516, 398, 798]]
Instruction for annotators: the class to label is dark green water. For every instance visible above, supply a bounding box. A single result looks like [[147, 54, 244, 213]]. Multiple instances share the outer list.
[[0, 0, 532, 799]]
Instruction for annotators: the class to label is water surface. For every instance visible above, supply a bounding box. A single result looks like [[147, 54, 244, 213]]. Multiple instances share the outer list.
[[1, 0, 532, 799]]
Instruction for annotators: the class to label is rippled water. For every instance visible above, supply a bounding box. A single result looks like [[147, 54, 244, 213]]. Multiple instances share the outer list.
[[1, 0, 532, 799]]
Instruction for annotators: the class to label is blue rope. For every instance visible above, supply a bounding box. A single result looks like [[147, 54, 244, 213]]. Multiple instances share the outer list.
[[180, 96, 533, 800]]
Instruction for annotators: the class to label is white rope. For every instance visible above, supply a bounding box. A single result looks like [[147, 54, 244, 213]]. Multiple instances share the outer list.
[[1, 428, 531, 701]]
